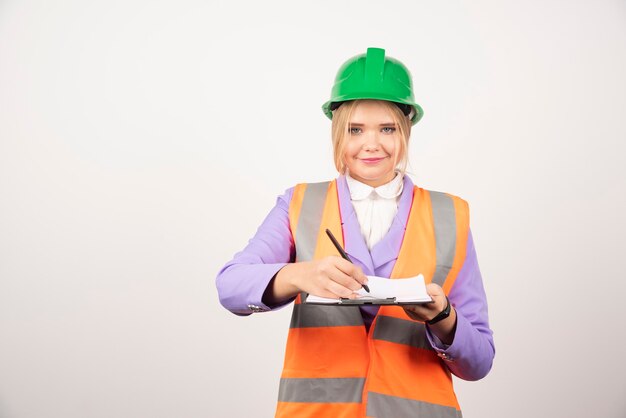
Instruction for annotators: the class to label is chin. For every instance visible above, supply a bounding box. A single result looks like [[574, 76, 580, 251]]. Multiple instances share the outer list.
[[353, 170, 395, 184]]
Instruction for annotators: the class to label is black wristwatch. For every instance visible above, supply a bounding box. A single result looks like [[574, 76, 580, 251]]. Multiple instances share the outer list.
[[426, 296, 451, 325]]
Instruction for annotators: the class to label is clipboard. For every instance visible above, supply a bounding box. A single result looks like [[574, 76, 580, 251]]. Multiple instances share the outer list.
[[303, 293, 433, 306], [302, 274, 434, 306]]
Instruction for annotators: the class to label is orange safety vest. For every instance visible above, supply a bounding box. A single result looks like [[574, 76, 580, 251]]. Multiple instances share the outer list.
[[275, 180, 470, 418]]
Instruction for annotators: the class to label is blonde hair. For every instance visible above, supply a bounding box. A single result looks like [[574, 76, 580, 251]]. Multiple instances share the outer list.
[[331, 100, 412, 175]]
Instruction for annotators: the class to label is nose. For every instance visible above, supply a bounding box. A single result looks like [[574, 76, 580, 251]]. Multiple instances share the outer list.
[[362, 131, 380, 151]]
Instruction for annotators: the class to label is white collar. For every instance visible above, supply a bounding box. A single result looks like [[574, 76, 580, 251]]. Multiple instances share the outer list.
[[345, 171, 404, 201]]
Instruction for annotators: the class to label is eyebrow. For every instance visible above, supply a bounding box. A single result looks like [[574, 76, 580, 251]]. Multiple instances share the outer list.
[[349, 122, 397, 127]]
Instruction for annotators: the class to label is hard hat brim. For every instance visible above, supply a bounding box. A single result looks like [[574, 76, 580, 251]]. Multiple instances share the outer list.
[[322, 97, 424, 126]]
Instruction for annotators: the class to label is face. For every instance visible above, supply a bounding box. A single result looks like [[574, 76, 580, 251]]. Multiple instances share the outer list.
[[343, 100, 401, 188]]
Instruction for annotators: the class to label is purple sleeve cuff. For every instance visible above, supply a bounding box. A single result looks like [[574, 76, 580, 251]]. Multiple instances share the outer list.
[[215, 187, 296, 315], [217, 263, 291, 315], [425, 230, 496, 381]]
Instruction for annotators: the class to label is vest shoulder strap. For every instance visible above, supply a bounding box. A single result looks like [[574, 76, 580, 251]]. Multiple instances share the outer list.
[[289, 181, 332, 262], [426, 189, 469, 292]]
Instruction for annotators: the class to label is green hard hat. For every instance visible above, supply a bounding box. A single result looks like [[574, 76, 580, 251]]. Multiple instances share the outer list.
[[322, 47, 424, 125]]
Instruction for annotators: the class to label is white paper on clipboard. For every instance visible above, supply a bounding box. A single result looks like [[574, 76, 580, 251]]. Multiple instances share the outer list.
[[305, 274, 432, 305]]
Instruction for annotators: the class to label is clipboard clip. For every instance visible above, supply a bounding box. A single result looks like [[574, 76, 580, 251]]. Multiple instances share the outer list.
[[339, 297, 397, 305]]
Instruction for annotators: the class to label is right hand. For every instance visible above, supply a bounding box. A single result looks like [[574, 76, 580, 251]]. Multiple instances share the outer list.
[[289, 256, 368, 299]]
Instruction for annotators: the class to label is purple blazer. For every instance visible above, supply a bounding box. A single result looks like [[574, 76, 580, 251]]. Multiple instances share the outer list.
[[216, 175, 495, 381]]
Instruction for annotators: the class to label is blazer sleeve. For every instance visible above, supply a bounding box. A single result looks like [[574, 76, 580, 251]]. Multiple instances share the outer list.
[[215, 187, 296, 316], [425, 230, 496, 381]]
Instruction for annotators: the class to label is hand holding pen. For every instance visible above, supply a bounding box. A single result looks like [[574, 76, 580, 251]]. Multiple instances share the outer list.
[[325, 229, 370, 293], [265, 230, 368, 302]]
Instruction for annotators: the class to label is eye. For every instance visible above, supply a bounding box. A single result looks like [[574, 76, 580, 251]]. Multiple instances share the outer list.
[[349, 127, 362, 134], [381, 127, 396, 134]]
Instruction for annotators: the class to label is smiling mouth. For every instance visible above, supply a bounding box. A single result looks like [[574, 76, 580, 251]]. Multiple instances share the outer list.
[[361, 157, 385, 163]]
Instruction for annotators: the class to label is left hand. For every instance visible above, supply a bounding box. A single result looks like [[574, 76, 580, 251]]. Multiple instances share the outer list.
[[403, 283, 457, 345], [402, 283, 447, 322]]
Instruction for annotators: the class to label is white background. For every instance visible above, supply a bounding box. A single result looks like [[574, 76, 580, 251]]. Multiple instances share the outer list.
[[1, 1, 626, 417]]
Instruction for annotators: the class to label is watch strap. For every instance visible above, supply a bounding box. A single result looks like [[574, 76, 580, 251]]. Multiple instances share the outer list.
[[426, 296, 451, 325]]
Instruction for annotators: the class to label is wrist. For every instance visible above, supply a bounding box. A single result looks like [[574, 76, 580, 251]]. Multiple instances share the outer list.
[[426, 296, 451, 325], [428, 307, 457, 346], [272, 263, 302, 299]]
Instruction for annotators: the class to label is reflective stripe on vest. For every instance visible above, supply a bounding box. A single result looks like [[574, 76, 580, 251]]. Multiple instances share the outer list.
[[276, 180, 469, 418], [430, 190, 457, 286], [366, 392, 463, 418], [290, 303, 363, 328], [372, 315, 432, 351], [278, 377, 366, 403], [294, 181, 330, 262]]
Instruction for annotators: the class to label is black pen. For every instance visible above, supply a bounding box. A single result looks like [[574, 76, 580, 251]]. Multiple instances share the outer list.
[[325, 228, 370, 293]]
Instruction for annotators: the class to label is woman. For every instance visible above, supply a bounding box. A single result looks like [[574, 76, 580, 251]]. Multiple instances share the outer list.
[[216, 47, 495, 418]]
